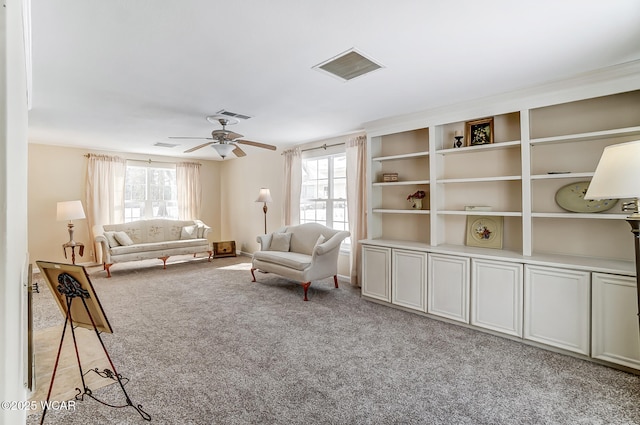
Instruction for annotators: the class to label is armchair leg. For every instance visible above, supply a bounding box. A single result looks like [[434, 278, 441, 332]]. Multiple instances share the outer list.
[[207, 250, 213, 262], [159, 256, 170, 269], [334, 275, 339, 288], [301, 282, 311, 301], [250, 268, 257, 282], [104, 263, 113, 278]]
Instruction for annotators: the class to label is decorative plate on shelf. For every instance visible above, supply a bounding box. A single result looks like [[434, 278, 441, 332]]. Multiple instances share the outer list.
[[466, 216, 503, 249], [554, 181, 618, 213]]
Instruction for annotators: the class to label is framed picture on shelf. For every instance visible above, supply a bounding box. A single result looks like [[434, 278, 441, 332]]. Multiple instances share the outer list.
[[465, 215, 503, 249], [465, 117, 494, 146]]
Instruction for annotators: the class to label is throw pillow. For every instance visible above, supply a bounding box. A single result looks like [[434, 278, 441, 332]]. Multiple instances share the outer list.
[[268, 232, 292, 252], [114, 231, 134, 246], [180, 225, 198, 240], [104, 231, 120, 248]]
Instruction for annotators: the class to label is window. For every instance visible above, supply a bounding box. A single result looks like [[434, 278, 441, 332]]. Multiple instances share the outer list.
[[124, 162, 178, 222], [300, 153, 349, 244]]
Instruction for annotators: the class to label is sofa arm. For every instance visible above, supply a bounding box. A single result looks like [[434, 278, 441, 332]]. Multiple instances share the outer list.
[[92, 224, 110, 264], [314, 231, 350, 256], [256, 233, 273, 251], [193, 220, 212, 239]]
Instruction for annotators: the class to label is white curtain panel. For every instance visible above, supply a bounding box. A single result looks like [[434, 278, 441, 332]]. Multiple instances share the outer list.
[[176, 162, 202, 220], [85, 154, 126, 263], [346, 134, 367, 287], [282, 147, 302, 226]]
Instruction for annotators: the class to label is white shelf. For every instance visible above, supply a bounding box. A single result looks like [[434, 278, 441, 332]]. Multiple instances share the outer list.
[[437, 175, 521, 184], [372, 209, 430, 215], [439, 210, 522, 217], [372, 151, 429, 162], [531, 172, 594, 180], [373, 180, 429, 186], [531, 212, 628, 220], [436, 140, 520, 155], [530, 126, 640, 146]]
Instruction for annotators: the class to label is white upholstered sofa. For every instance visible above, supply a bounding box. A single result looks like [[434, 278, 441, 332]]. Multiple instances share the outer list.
[[251, 223, 350, 301], [93, 219, 212, 277]]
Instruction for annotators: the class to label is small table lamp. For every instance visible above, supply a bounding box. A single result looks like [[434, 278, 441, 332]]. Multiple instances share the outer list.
[[57, 200, 86, 264], [255, 188, 273, 234], [585, 139, 640, 344]]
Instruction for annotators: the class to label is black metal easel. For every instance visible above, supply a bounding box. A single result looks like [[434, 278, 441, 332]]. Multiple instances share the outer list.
[[40, 273, 151, 424]]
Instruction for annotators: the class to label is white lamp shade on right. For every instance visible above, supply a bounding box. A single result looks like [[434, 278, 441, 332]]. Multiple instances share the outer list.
[[585, 140, 640, 200]]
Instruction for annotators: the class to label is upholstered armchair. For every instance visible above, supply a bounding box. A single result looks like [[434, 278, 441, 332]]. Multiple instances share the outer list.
[[250, 223, 350, 301]]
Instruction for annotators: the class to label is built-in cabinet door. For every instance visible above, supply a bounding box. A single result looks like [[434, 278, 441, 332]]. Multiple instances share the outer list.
[[524, 265, 590, 355], [427, 254, 470, 323], [392, 249, 427, 312], [361, 245, 391, 302], [471, 259, 523, 337], [592, 272, 640, 369]]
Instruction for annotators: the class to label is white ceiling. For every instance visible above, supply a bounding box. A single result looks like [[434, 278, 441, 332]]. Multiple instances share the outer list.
[[28, 0, 640, 160]]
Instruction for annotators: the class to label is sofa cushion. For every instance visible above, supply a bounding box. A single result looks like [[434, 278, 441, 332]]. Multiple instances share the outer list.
[[104, 231, 121, 248], [289, 228, 325, 255], [253, 251, 312, 271], [114, 231, 134, 246], [269, 232, 292, 252], [110, 239, 208, 256], [180, 225, 198, 240]]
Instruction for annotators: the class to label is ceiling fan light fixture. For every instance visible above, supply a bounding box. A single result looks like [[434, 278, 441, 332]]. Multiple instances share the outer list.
[[212, 143, 236, 159]]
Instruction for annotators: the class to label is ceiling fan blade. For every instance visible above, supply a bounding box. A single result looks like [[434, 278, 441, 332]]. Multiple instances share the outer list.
[[232, 145, 247, 157], [169, 136, 214, 140], [184, 141, 215, 153], [236, 140, 277, 151]]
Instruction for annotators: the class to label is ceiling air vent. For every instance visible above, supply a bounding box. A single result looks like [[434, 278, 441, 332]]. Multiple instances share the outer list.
[[154, 142, 179, 148], [313, 48, 383, 81], [216, 109, 252, 120]]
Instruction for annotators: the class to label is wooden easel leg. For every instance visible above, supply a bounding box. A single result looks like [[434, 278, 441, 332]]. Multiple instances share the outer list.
[[40, 301, 71, 425]]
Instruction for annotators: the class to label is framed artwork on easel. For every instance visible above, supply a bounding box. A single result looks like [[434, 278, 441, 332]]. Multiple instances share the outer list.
[[36, 261, 113, 333]]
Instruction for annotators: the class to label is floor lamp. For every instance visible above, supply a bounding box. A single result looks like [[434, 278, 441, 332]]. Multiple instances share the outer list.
[[255, 188, 273, 234], [585, 139, 640, 345]]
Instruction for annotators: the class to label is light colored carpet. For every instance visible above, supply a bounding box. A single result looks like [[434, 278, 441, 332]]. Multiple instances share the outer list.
[[27, 255, 640, 424]]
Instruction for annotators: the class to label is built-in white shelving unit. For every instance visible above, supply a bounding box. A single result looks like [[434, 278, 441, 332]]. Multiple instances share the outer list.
[[361, 77, 640, 372]]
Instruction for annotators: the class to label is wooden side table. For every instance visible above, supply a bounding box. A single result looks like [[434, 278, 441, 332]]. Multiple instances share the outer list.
[[63, 242, 84, 265]]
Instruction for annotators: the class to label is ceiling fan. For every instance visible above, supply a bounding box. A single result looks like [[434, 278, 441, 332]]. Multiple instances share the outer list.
[[170, 116, 277, 159]]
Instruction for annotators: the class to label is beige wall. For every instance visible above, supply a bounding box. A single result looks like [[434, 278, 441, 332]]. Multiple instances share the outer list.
[[27, 143, 222, 265], [219, 149, 284, 254]]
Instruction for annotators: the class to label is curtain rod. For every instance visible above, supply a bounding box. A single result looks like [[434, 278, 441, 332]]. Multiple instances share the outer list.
[[84, 154, 200, 166], [281, 142, 346, 156], [301, 142, 344, 152]]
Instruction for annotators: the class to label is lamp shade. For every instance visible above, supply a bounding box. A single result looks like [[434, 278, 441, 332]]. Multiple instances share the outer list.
[[57, 200, 86, 221], [585, 140, 640, 200], [255, 188, 273, 203], [212, 143, 236, 158]]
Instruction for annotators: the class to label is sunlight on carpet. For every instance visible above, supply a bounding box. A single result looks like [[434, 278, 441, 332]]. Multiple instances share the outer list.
[[218, 262, 253, 271], [29, 325, 115, 413]]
